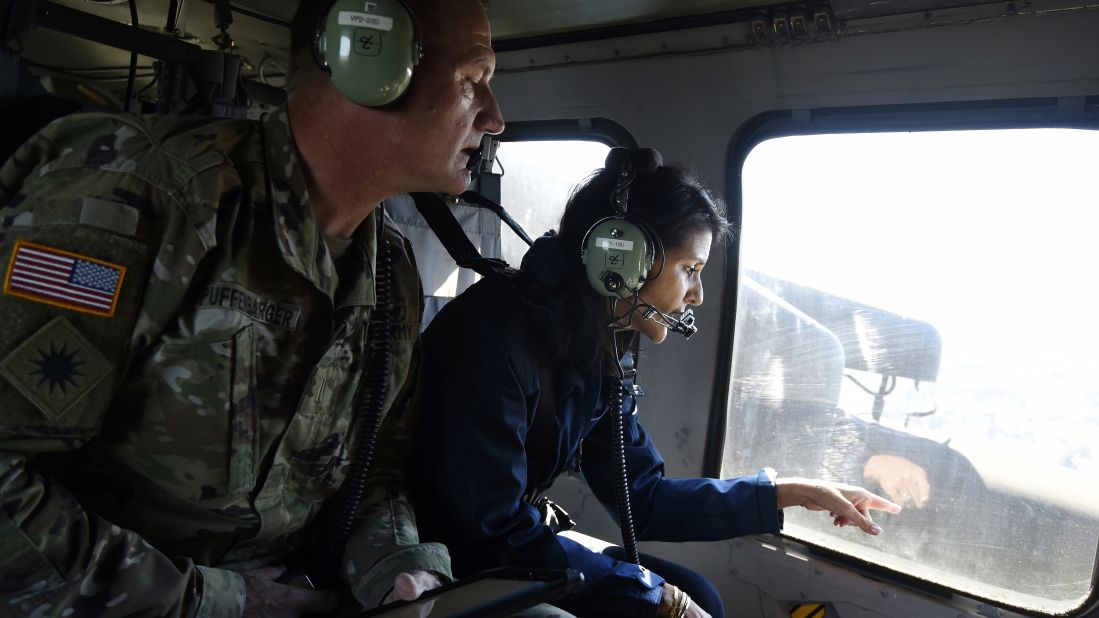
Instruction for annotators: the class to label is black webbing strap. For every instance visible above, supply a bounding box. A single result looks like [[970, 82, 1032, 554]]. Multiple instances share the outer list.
[[460, 190, 535, 247], [409, 191, 520, 280]]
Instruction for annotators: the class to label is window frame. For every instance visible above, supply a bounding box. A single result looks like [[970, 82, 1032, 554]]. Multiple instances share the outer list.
[[706, 95, 1099, 617], [486, 118, 636, 263], [498, 118, 637, 149]]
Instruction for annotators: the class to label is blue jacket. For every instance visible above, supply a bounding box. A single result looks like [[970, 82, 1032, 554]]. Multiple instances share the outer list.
[[411, 234, 782, 616]]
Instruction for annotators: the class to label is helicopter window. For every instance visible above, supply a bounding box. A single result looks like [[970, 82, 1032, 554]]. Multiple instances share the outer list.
[[496, 139, 611, 268], [724, 128, 1099, 614]]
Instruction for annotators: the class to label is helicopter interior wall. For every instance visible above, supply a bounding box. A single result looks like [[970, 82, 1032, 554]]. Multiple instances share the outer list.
[[485, 6, 1099, 617]]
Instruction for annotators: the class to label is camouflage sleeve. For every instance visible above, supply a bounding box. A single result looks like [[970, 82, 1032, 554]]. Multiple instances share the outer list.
[[341, 340, 454, 608], [0, 114, 245, 617]]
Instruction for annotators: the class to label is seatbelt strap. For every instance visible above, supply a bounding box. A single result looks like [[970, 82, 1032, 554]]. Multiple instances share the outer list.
[[460, 190, 535, 246], [409, 191, 523, 280]]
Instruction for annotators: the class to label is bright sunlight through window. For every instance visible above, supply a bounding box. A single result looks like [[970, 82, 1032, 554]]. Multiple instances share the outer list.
[[497, 140, 611, 267], [723, 129, 1099, 613]]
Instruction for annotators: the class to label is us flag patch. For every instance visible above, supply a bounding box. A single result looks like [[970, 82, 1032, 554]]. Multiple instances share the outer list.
[[3, 240, 127, 317]]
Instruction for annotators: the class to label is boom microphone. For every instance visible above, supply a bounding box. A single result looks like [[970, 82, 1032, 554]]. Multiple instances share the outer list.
[[640, 305, 698, 340], [466, 146, 484, 173]]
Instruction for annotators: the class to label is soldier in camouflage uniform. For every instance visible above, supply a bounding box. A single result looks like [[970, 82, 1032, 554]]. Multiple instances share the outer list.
[[0, 0, 504, 616]]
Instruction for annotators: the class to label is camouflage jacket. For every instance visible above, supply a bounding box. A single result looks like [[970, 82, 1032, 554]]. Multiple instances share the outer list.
[[0, 107, 450, 616]]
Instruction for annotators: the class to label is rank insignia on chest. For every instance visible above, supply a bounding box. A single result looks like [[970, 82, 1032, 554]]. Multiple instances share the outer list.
[[3, 240, 127, 317]]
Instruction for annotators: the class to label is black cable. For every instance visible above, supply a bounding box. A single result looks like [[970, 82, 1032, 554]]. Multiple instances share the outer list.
[[607, 295, 642, 330], [323, 224, 394, 581], [123, 0, 139, 112], [609, 376, 640, 565], [458, 190, 534, 247], [610, 294, 668, 332], [609, 330, 641, 565], [136, 70, 160, 100]]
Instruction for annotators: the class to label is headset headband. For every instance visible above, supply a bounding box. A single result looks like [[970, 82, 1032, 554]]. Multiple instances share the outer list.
[[580, 147, 665, 298], [606, 147, 663, 215]]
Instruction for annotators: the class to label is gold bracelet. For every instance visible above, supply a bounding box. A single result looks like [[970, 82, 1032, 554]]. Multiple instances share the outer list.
[[671, 586, 689, 618]]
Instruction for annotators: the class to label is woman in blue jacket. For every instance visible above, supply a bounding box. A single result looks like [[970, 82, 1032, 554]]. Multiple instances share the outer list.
[[410, 148, 900, 618]]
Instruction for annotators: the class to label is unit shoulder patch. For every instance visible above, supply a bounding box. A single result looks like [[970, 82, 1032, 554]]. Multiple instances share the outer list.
[[3, 239, 127, 317], [0, 316, 113, 421]]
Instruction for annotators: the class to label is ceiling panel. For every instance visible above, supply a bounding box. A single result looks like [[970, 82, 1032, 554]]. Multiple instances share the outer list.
[[14, 0, 1017, 100], [487, 0, 789, 40]]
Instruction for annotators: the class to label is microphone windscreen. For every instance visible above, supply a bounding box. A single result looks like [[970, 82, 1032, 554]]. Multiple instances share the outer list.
[[466, 146, 484, 172]]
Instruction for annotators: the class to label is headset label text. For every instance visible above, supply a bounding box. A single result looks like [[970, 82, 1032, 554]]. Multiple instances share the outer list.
[[339, 11, 394, 32], [596, 237, 634, 251]]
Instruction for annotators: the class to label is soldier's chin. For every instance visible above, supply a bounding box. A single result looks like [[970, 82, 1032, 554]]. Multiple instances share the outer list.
[[444, 169, 472, 197]]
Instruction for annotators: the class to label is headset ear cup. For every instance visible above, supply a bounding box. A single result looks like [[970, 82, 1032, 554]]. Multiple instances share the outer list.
[[581, 148, 662, 298], [581, 217, 655, 298], [318, 0, 421, 107]]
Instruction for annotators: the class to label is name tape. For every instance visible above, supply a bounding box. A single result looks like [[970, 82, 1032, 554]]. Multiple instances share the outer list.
[[199, 284, 301, 330]]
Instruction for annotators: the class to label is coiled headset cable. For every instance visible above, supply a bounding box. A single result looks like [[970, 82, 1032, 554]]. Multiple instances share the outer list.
[[609, 326, 642, 565], [321, 212, 394, 582], [261, 125, 396, 588]]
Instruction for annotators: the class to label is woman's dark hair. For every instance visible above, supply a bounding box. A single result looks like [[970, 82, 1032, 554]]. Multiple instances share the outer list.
[[551, 163, 732, 371]]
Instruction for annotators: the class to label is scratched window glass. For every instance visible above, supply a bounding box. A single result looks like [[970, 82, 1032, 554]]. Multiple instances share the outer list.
[[723, 129, 1099, 614], [496, 140, 611, 268]]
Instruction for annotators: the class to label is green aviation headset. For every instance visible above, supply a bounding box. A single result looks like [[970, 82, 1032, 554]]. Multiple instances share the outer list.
[[314, 0, 423, 106], [580, 148, 665, 298]]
